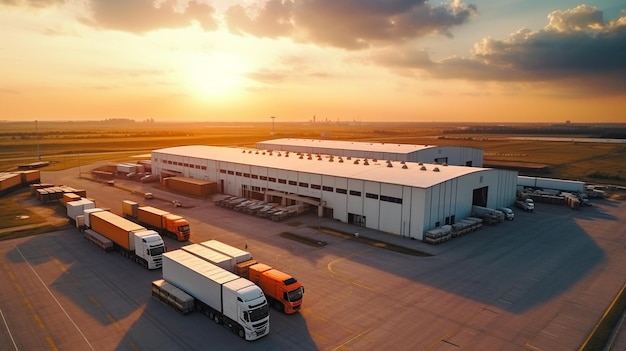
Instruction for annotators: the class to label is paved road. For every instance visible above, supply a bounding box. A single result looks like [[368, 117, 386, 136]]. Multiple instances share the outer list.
[[0, 167, 624, 350]]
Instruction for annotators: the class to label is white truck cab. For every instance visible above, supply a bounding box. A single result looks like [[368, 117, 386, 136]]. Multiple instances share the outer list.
[[134, 230, 166, 269]]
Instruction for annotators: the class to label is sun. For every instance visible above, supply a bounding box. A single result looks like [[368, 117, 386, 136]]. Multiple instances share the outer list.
[[185, 53, 247, 97]]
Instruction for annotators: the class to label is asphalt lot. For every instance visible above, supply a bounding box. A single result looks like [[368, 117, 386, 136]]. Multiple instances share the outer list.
[[0, 168, 625, 351]]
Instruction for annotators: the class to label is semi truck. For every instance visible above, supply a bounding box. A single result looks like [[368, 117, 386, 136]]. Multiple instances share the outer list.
[[88, 210, 166, 269], [158, 250, 270, 340], [197, 240, 304, 314], [122, 201, 190, 241]]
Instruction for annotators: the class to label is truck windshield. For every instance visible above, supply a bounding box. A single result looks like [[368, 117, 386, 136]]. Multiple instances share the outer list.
[[287, 287, 303, 302], [150, 246, 165, 256], [248, 304, 269, 322], [179, 225, 190, 232]]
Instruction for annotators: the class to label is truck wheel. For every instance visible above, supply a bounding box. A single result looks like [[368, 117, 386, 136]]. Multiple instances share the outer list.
[[213, 314, 221, 324], [237, 327, 245, 339]]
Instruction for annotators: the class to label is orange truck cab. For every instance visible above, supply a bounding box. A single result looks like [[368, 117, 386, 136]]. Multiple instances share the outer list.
[[247, 263, 304, 314], [163, 214, 190, 241]]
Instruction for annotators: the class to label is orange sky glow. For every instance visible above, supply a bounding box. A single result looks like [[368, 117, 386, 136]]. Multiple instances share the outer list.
[[1, 1, 625, 123]]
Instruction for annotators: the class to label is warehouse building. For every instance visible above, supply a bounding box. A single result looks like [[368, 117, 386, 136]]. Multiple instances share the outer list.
[[257, 139, 484, 167], [152, 145, 516, 241]]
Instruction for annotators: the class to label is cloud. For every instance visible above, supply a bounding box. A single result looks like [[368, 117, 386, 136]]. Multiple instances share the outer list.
[[82, 0, 218, 33], [0, 0, 65, 7], [375, 5, 626, 94], [0, 88, 20, 95], [225, 0, 477, 50], [470, 6, 626, 77]]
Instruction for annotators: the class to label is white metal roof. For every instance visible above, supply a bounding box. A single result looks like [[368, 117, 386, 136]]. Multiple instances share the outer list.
[[153, 145, 490, 189], [257, 138, 437, 153]]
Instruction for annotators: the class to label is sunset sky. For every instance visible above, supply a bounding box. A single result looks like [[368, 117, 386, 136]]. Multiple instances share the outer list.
[[1, 0, 625, 123]]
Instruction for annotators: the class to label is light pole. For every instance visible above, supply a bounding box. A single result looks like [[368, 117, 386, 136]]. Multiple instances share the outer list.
[[35, 120, 41, 161], [270, 116, 276, 135], [77, 146, 81, 178]]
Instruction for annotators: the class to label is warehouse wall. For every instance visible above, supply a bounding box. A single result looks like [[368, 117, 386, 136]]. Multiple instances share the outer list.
[[153, 150, 516, 241], [406, 147, 483, 167]]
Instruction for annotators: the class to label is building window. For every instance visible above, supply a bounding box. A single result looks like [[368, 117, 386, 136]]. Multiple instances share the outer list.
[[244, 173, 250, 178], [323, 186, 334, 192], [380, 195, 402, 204], [336, 188, 347, 194], [235, 171, 242, 176], [278, 179, 287, 184], [201, 166, 207, 170], [299, 182, 309, 188], [288, 180, 297, 186], [311, 184, 321, 190], [251, 174, 258, 179], [268, 177, 276, 182], [228, 170, 234, 175], [220, 169, 227, 174], [260, 176, 268, 181], [349, 190, 361, 196], [366, 193, 379, 199]]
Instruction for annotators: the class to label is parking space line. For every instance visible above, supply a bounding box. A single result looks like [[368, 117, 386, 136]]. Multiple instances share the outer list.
[[15, 246, 95, 351], [0, 309, 19, 351]]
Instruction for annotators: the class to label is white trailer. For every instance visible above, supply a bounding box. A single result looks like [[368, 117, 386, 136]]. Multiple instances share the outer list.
[[180, 244, 235, 272], [66, 198, 95, 224], [117, 163, 140, 174], [199, 240, 252, 264], [518, 176, 585, 193], [161, 250, 270, 340]]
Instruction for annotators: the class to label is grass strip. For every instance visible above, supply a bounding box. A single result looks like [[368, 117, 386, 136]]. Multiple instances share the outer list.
[[280, 232, 327, 247], [316, 226, 433, 257]]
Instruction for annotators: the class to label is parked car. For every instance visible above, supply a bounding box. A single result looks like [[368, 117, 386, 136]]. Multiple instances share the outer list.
[[497, 207, 515, 220], [141, 174, 157, 183]]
